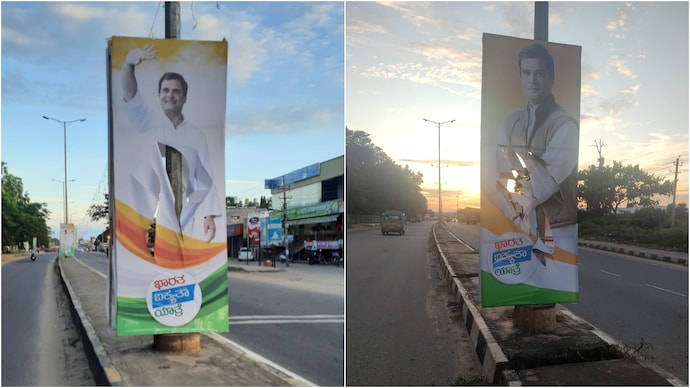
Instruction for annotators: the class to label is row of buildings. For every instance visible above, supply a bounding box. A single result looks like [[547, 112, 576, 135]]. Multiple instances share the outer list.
[[226, 155, 343, 262]]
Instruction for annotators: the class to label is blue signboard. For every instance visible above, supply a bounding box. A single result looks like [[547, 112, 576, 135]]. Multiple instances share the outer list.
[[267, 216, 283, 245], [265, 163, 320, 189]]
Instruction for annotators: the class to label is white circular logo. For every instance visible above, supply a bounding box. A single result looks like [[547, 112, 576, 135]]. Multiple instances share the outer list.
[[146, 271, 202, 327], [489, 232, 538, 285]]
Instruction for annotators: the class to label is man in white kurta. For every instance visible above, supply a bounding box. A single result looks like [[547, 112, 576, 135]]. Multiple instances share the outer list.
[[120, 45, 222, 242]]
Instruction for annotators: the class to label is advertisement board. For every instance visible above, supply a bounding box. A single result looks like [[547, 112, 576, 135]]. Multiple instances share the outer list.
[[479, 34, 581, 307], [267, 216, 283, 246], [247, 213, 261, 246], [107, 36, 228, 335], [59, 223, 76, 257]]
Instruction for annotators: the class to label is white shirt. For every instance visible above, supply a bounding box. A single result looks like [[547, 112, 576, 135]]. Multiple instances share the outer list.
[[119, 92, 222, 237]]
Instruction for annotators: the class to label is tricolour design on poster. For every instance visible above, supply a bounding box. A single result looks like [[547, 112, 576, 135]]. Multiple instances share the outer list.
[[479, 33, 581, 307], [107, 36, 228, 335], [60, 223, 76, 257]]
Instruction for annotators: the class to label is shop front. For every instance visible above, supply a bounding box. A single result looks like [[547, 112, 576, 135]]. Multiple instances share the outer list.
[[279, 199, 343, 262]]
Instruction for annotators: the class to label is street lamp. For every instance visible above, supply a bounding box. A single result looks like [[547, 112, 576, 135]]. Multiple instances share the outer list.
[[52, 178, 75, 226], [43, 115, 86, 225], [423, 118, 455, 223]]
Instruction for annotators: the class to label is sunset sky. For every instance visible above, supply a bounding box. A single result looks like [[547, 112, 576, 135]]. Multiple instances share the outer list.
[[346, 2, 688, 213]]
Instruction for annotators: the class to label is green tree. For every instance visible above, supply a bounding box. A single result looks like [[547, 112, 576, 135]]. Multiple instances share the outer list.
[[226, 196, 239, 207], [578, 161, 673, 217], [88, 193, 109, 222], [577, 164, 614, 217], [259, 195, 271, 209], [1, 162, 51, 248], [346, 128, 427, 217]]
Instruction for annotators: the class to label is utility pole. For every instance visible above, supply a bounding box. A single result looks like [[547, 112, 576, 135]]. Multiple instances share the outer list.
[[513, 1, 558, 333], [534, 1, 548, 41], [153, 1, 200, 353], [670, 156, 682, 228], [281, 177, 290, 267], [165, 2, 183, 224]]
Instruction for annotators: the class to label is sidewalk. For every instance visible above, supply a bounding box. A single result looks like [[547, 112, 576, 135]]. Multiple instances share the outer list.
[[58, 256, 308, 386], [432, 225, 686, 386]]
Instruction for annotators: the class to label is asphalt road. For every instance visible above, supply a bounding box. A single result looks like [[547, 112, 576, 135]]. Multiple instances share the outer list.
[[1, 252, 92, 385], [570, 246, 688, 381], [75, 251, 344, 386], [226, 262, 344, 386], [346, 221, 463, 386], [445, 221, 688, 382]]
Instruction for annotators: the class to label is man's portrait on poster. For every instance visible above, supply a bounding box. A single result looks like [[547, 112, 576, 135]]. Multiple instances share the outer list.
[[492, 42, 579, 266], [118, 44, 224, 244]]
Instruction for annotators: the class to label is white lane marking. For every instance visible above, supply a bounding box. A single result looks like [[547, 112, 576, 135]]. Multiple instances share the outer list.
[[600, 269, 622, 278], [230, 314, 344, 325], [444, 229, 476, 252], [73, 256, 107, 279], [207, 332, 317, 387], [646, 284, 687, 297]]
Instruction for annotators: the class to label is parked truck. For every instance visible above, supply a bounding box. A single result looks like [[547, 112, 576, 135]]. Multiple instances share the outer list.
[[380, 211, 406, 235]]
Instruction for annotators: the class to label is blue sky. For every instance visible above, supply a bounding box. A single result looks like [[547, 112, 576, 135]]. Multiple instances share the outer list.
[[2, 2, 344, 239], [346, 2, 688, 212]]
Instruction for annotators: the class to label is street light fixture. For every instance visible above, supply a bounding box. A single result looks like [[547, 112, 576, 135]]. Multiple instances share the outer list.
[[423, 118, 455, 223], [43, 115, 86, 225]]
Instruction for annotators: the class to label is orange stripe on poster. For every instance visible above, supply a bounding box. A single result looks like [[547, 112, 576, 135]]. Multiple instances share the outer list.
[[115, 199, 226, 268], [482, 201, 577, 266]]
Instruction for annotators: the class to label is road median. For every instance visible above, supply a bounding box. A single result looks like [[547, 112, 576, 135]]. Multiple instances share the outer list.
[[57, 255, 308, 386], [432, 223, 682, 386]]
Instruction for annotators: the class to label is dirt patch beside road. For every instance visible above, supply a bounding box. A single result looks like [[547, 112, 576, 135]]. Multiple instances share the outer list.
[[426, 238, 487, 385], [2, 252, 28, 264]]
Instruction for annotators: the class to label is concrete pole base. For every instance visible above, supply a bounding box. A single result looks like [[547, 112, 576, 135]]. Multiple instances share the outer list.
[[513, 304, 557, 332], [153, 333, 201, 353]]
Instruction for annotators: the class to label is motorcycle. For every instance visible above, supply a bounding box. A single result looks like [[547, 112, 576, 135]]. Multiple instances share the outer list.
[[309, 249, 328, 265], [333, 251, 344, 267], [30, 251, 36, 261]]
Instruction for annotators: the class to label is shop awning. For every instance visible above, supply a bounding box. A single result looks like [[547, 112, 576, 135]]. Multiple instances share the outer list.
[[285, 214, 339, 227]]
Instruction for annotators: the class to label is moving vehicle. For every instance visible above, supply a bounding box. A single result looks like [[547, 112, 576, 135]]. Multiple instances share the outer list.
[[380, 211, 406, 235], [465, 208, 480, 224], [238, 247, 254, 261]]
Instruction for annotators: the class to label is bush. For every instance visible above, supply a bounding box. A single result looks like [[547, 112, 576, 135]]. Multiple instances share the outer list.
[[630, 207, 668, 229], [577, 208, 687, 251]]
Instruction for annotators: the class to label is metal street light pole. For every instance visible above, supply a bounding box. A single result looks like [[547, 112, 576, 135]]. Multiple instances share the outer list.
[[43, 115, 86, 225], [423, 118, 455, 223], [52, 178, 75, 225]]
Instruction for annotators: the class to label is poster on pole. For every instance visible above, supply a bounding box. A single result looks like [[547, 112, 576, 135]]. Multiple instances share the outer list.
[[60, 223, 77, 257], [247, 213, 261, 247], [479, 33, 581, 307], [107, 36, 228, 335]]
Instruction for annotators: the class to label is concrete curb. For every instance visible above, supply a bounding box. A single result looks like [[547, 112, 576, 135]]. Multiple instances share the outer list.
[[578, 241, 687, 266], [432, 226, 520, 385], [227, 264, 286, 272], [557, 306, 684, 386], [57, 257, 123, 386], [433, 227, 685, 386]]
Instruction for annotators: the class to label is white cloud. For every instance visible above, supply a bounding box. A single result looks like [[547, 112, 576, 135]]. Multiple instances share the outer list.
[[598, 84, 640, 116], [606, 2, 636, 40], [0, 26, 34, 48], [50, 2, 105, 23], [608, 54, 637, 79]]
